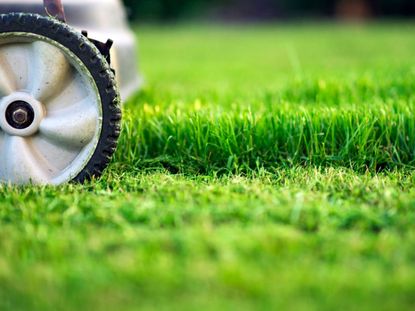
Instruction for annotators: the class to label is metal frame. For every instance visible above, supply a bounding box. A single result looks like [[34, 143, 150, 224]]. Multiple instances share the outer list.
[[43, 0, 66, 22]]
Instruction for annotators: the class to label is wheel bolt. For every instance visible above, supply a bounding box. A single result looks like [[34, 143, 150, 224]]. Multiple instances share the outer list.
[[12, 108, 29, 125]]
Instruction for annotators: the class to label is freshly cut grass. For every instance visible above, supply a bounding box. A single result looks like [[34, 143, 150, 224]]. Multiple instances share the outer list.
[[1, 23, 415, 310], [1, 169, 415, 310]]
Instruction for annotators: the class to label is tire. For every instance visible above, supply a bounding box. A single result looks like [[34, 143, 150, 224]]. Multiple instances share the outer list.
[[0, 13, 121, 185]]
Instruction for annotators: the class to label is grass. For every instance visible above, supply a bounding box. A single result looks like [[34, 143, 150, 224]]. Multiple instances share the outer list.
[[1, 23, 415, 310]]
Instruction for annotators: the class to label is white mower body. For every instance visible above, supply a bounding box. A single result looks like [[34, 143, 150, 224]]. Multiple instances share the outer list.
[[0, 0, 141, 100]]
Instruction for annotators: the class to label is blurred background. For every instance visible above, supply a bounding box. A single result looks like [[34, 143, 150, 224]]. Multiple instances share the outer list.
[[122, 0, 415, 22]]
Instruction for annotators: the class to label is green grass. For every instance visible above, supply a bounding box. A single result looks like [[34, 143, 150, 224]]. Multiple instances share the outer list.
[[2, 23, 415, 310]]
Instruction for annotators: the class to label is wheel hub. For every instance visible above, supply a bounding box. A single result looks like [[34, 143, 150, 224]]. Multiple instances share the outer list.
[[6, 101, 35, 129], [0, 92, 44, 137]]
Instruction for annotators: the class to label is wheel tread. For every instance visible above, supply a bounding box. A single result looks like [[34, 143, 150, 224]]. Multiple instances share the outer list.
[[0, 13, 122, 184]]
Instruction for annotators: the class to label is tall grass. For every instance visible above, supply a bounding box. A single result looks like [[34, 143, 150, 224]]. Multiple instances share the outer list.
[[117, 77, 415, 173]]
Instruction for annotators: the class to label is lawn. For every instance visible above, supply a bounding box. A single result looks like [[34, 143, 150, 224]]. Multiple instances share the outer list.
[[1, 23, 415, 310]]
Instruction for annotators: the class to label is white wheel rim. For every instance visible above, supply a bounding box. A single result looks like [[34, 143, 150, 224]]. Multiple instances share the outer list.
[[0, 33, 102, 185]]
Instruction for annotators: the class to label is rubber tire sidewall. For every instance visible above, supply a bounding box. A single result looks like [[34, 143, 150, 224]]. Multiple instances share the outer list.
[[0, 13, 121, 184]]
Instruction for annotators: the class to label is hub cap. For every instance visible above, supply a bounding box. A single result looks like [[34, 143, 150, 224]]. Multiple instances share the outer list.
[[0, 92, 44, 136], [0, 34, 102, 185], [8, 103, 33, 128]]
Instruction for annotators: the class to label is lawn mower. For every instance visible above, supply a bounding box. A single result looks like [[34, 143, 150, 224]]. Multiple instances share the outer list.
[[0, 0, 140, 185]]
